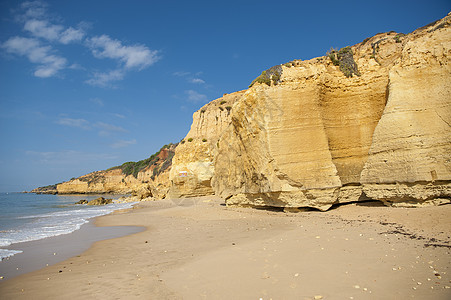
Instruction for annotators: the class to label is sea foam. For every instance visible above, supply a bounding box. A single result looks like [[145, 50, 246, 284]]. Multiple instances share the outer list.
[[0, 201, 136, 260]]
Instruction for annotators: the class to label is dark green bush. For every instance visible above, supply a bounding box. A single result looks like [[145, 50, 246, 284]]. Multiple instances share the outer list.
[[249, 65, 283, 88], [202, 138, 207, 142], [327, 46, 360, 78], [188, 138, 193, 142], [220, 100, 227, 105]]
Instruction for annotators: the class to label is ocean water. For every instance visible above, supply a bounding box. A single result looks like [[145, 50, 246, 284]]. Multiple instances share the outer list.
[[0, 193, 135, 260]]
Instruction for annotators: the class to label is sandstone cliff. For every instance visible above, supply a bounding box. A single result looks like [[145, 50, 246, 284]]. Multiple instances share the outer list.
[[170, 13, 451, 210], [167, 91, 245, 198], [55, 144, 177, 198]]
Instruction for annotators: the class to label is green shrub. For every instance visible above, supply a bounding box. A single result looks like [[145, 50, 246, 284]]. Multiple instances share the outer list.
[[202, 138, 207, 142], [219, 106, 224, 111], [180, 139, 185, 144], [188, 138, 193, 142], [393, 33, 405, 43], [107, 143, 176, 178], [249, 65, 283, 88], [327, 46, 360, 78], [200, 109, 206, 113], [220, 100, 227, 105]]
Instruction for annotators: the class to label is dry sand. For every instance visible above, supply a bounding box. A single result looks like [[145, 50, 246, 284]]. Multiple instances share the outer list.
[[0, 197, 450, 299]]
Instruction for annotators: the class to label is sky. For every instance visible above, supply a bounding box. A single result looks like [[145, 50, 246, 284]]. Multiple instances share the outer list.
[[0, 0, 449, 192]]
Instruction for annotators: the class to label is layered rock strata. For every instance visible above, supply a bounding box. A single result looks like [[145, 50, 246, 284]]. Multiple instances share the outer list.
[[56, 144, 177, 198], [171, 14, 451, 210], [167, 91, 245, 198]]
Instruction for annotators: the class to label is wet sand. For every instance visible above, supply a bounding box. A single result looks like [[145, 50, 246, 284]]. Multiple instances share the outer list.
[[0, 197, 450, 299]]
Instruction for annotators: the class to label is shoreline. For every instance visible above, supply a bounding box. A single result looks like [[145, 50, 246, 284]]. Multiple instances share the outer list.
[[0, 197, 450, 299], [1, 217, 143, 280]]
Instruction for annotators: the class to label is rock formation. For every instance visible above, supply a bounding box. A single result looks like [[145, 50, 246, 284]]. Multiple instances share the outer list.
[[167, 91, 245, 198], [55, 144, 177, 198], [170, 13, 451, 210], [32, 14, 451, 211]]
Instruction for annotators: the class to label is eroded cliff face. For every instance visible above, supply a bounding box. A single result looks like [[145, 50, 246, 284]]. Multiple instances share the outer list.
[[56, 144, 177, 198], [171, 14, 451, 210], [167, 91, 245, 198], [360, 18, 451, 207]]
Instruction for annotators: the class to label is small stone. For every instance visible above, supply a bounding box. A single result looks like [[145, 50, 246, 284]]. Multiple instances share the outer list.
[[427, 278, 431, 281], [0, 276, 3, 280], [314, 296, 323, 300], [53, 253, 56, 255], [294, 273, 299, 277], [354, 285, 360, 289], [417, 282, 422, 285], [363, 287, 368, 291], [412, 287, 417, 290], [445, 286, 450, 289], [58, 270, 62, 273], [392, 268, 397, 271], [315, 236, 321, 239]]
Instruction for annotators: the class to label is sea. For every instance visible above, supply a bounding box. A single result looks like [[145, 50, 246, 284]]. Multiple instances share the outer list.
[[0, 192, 135, 260]]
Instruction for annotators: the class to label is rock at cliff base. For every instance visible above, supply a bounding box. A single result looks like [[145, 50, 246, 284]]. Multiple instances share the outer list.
[[75, 199, 88, 205], [87, 197, 113, 205]]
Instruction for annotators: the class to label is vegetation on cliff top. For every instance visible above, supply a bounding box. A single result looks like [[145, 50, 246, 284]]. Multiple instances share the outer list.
[[107, 143, 177, 178], [249, 65, 283, 88], [327, 46, 360, 78]]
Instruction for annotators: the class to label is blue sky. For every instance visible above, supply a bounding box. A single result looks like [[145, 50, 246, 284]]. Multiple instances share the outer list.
[[0, 0, 449, 192]]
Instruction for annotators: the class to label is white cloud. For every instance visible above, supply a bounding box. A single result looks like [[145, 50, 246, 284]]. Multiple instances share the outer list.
[[186, 90, 208, 103], [2, 36, 66, 77], [59, 27, 85, 44], [173, 71, 206, 85], [20, 1, 48, 20], [24, 19, 63, 41], [56, 117, 90, 129], [88, 35, 160, 69], [90, 97, 104, 107], [111, 139, 136, 149], [26, 149, 118, 164], [95, 122, 127, 133], [85, 69, 124, 87], [190, 78, 205, 84], [173, 71, 190, 77]]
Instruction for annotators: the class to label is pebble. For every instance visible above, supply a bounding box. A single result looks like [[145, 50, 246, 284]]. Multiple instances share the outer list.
[[294, 273, 299, 277], [314, 296, 323, 300], [0, 276, 3, 280], [417, 282, 422, 285], [315, 236, 321, 239], [354, 285, 360, 289], [412, 287, 417, 290], [445, 286, 450, 289], [53, 253, 56, 255], [363, 288, 368, 291]]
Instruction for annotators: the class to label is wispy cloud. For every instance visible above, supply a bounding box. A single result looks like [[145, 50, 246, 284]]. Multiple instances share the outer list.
[[173, 71, 206, 85], [87, 35, 160, 70], [95, 122, 127, 133], [185, 90, 208, 103], [56, 117, 90, 129], [90, 97, 104, 107], [25, 149, 118, 164], [85, 69, 124, 87], [2, 36, 67, 78], [2, 1, 159, 84], [111, 139, 136, 148], [190, 78, 205, 84]]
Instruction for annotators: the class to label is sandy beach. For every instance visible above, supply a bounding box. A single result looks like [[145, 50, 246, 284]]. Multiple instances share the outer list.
[[0, 197, 450, 299]]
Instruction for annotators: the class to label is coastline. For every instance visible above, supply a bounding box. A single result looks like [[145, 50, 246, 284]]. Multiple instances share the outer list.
[[0, 197, 450, 299], [1, 217, 143, 280]]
